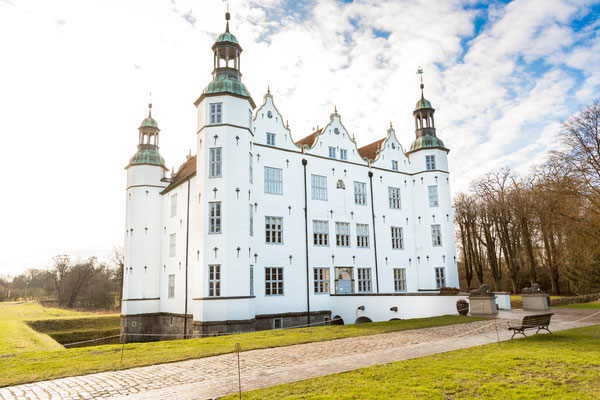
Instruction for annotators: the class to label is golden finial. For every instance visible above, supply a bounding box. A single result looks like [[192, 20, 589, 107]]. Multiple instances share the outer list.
[[390, 121, 393, 128], [334, 105, 338, 114], [352, 133, 355, 141], [267, 85, 271, 95], [286, 120, 289, 128]]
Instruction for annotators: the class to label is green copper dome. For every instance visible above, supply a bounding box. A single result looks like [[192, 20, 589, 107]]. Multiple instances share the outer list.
[[409, 135, 446, 152], [216, 31, 239, 45], [415, 97, 433, 110], [202, 75, 252, 98], [129, 147, 165, 167], [140, 115, 159, 130]]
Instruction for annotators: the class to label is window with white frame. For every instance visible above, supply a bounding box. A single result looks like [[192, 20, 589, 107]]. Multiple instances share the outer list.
[[431, 224, 442, 246], [266, 132, 276, 146], [313, 220, 329, 246], [249, 153, 253, 183], [356, 223, 369, 248], [264, 167, 283, 195], [209, 103, 222, 124], [428, 185, 439, 207], [388, 187, 401, 209], [328, 146, 336, 158], [394, 268, 407, 292], [311, 174, 327, 200], [357, 268, 372, 293], [248, 109, 253, 128], [354, 181, 367, 205], [249, 204, 253, 236], [169, 233, 176, 257], [168, 274, 175, 298], [249, 265, 254, 296], [392, 160, 398, 171], [340, 149, 348, 160], [265, 267, 283, 295], [435, 267, 446, 289], [170, 194, 177, 217], [314, 268, 330, 294], [208, 265, 221, 297], [426, 155, 436, 170], [391, 226, 403, 249], [209, 202, 221, 234], [209, 148, 222, 178], [265, 216, 283, 244], [335, 222, 350, 247]]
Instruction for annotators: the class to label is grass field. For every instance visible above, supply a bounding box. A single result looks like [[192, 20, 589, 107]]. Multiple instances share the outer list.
[[224, 324, 600, 400], [0, 302, 99, 353], [0, 314, 486, 387], [558, 301, 600, 309]]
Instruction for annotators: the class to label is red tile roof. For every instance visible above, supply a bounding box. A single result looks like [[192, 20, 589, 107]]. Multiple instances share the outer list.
[[295, 128, 323, 148], [357, 139, 386, 160], [161, 155, 197, 194]]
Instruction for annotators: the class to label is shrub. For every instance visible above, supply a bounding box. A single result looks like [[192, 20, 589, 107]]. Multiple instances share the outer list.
[[439, 287, 460, 295]]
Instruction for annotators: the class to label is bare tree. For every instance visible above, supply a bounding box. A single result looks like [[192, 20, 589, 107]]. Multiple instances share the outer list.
[[110, 247, 125, 309], [47, 255, 71, 305]]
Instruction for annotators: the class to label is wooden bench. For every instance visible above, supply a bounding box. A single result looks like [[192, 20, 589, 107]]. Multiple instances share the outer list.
[[508, 313, 553, 339]]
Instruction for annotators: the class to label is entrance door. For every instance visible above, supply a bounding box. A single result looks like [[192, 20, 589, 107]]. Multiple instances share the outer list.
[[335, 267, 354, 294]]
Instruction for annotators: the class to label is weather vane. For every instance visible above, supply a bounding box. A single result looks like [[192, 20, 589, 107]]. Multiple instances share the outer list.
[[416, 66, 424, 84], [223, 0, 229, 13]]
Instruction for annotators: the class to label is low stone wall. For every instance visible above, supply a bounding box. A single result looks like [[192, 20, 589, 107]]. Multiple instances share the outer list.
[[549, 293, 600, 307]]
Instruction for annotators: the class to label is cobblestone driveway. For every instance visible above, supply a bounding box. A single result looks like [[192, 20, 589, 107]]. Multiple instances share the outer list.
[[1, 309, 597, 400]]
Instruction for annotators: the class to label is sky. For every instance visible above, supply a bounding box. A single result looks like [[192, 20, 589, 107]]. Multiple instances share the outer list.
[[0, 0, 598, 277]]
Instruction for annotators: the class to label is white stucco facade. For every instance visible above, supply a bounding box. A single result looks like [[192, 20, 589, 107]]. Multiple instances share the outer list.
[[121, 17, 460, 336]]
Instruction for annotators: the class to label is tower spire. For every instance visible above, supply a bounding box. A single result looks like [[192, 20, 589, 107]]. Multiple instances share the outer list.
[[225, 0, 230, 32], [417, 66, 424, 99]]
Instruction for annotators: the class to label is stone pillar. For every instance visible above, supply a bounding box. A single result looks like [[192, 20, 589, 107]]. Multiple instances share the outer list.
[[521, 293, 550, 311], [468, 295, 498, 315]]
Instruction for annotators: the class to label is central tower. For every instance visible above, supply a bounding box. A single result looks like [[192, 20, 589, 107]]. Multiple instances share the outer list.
[[192, 13, 256, 332]]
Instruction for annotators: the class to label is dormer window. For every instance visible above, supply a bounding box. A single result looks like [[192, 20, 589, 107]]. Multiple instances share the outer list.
[[267, 132, 276, 146], [210, 103, 222, 124], [392, 160, 398, 171], [328, 146, 337, 159]]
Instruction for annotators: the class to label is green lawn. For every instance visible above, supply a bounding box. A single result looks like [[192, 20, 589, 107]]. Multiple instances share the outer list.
[[558, 301, 600, 309], [0, 314, 486, 387], [225, 324, 600, 400], [0, 302, 99, 353]]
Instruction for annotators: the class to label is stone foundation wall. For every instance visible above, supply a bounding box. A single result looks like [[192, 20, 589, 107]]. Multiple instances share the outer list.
[[121, 310, 332, 342], [255, 311, 331, 331], [121, 313, 193, 343]]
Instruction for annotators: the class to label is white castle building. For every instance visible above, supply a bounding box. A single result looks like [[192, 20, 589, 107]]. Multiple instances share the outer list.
[[121, 14, 461, 339]]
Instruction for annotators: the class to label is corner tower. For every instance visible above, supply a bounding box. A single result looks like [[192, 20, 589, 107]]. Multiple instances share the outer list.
[[122, 104, 168, 324], [407, 80, 458, 291], [192, 13, 256, 332]]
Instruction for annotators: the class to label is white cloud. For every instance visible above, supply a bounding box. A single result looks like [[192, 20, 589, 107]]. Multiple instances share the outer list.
[[0, 0, 597, 276]]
